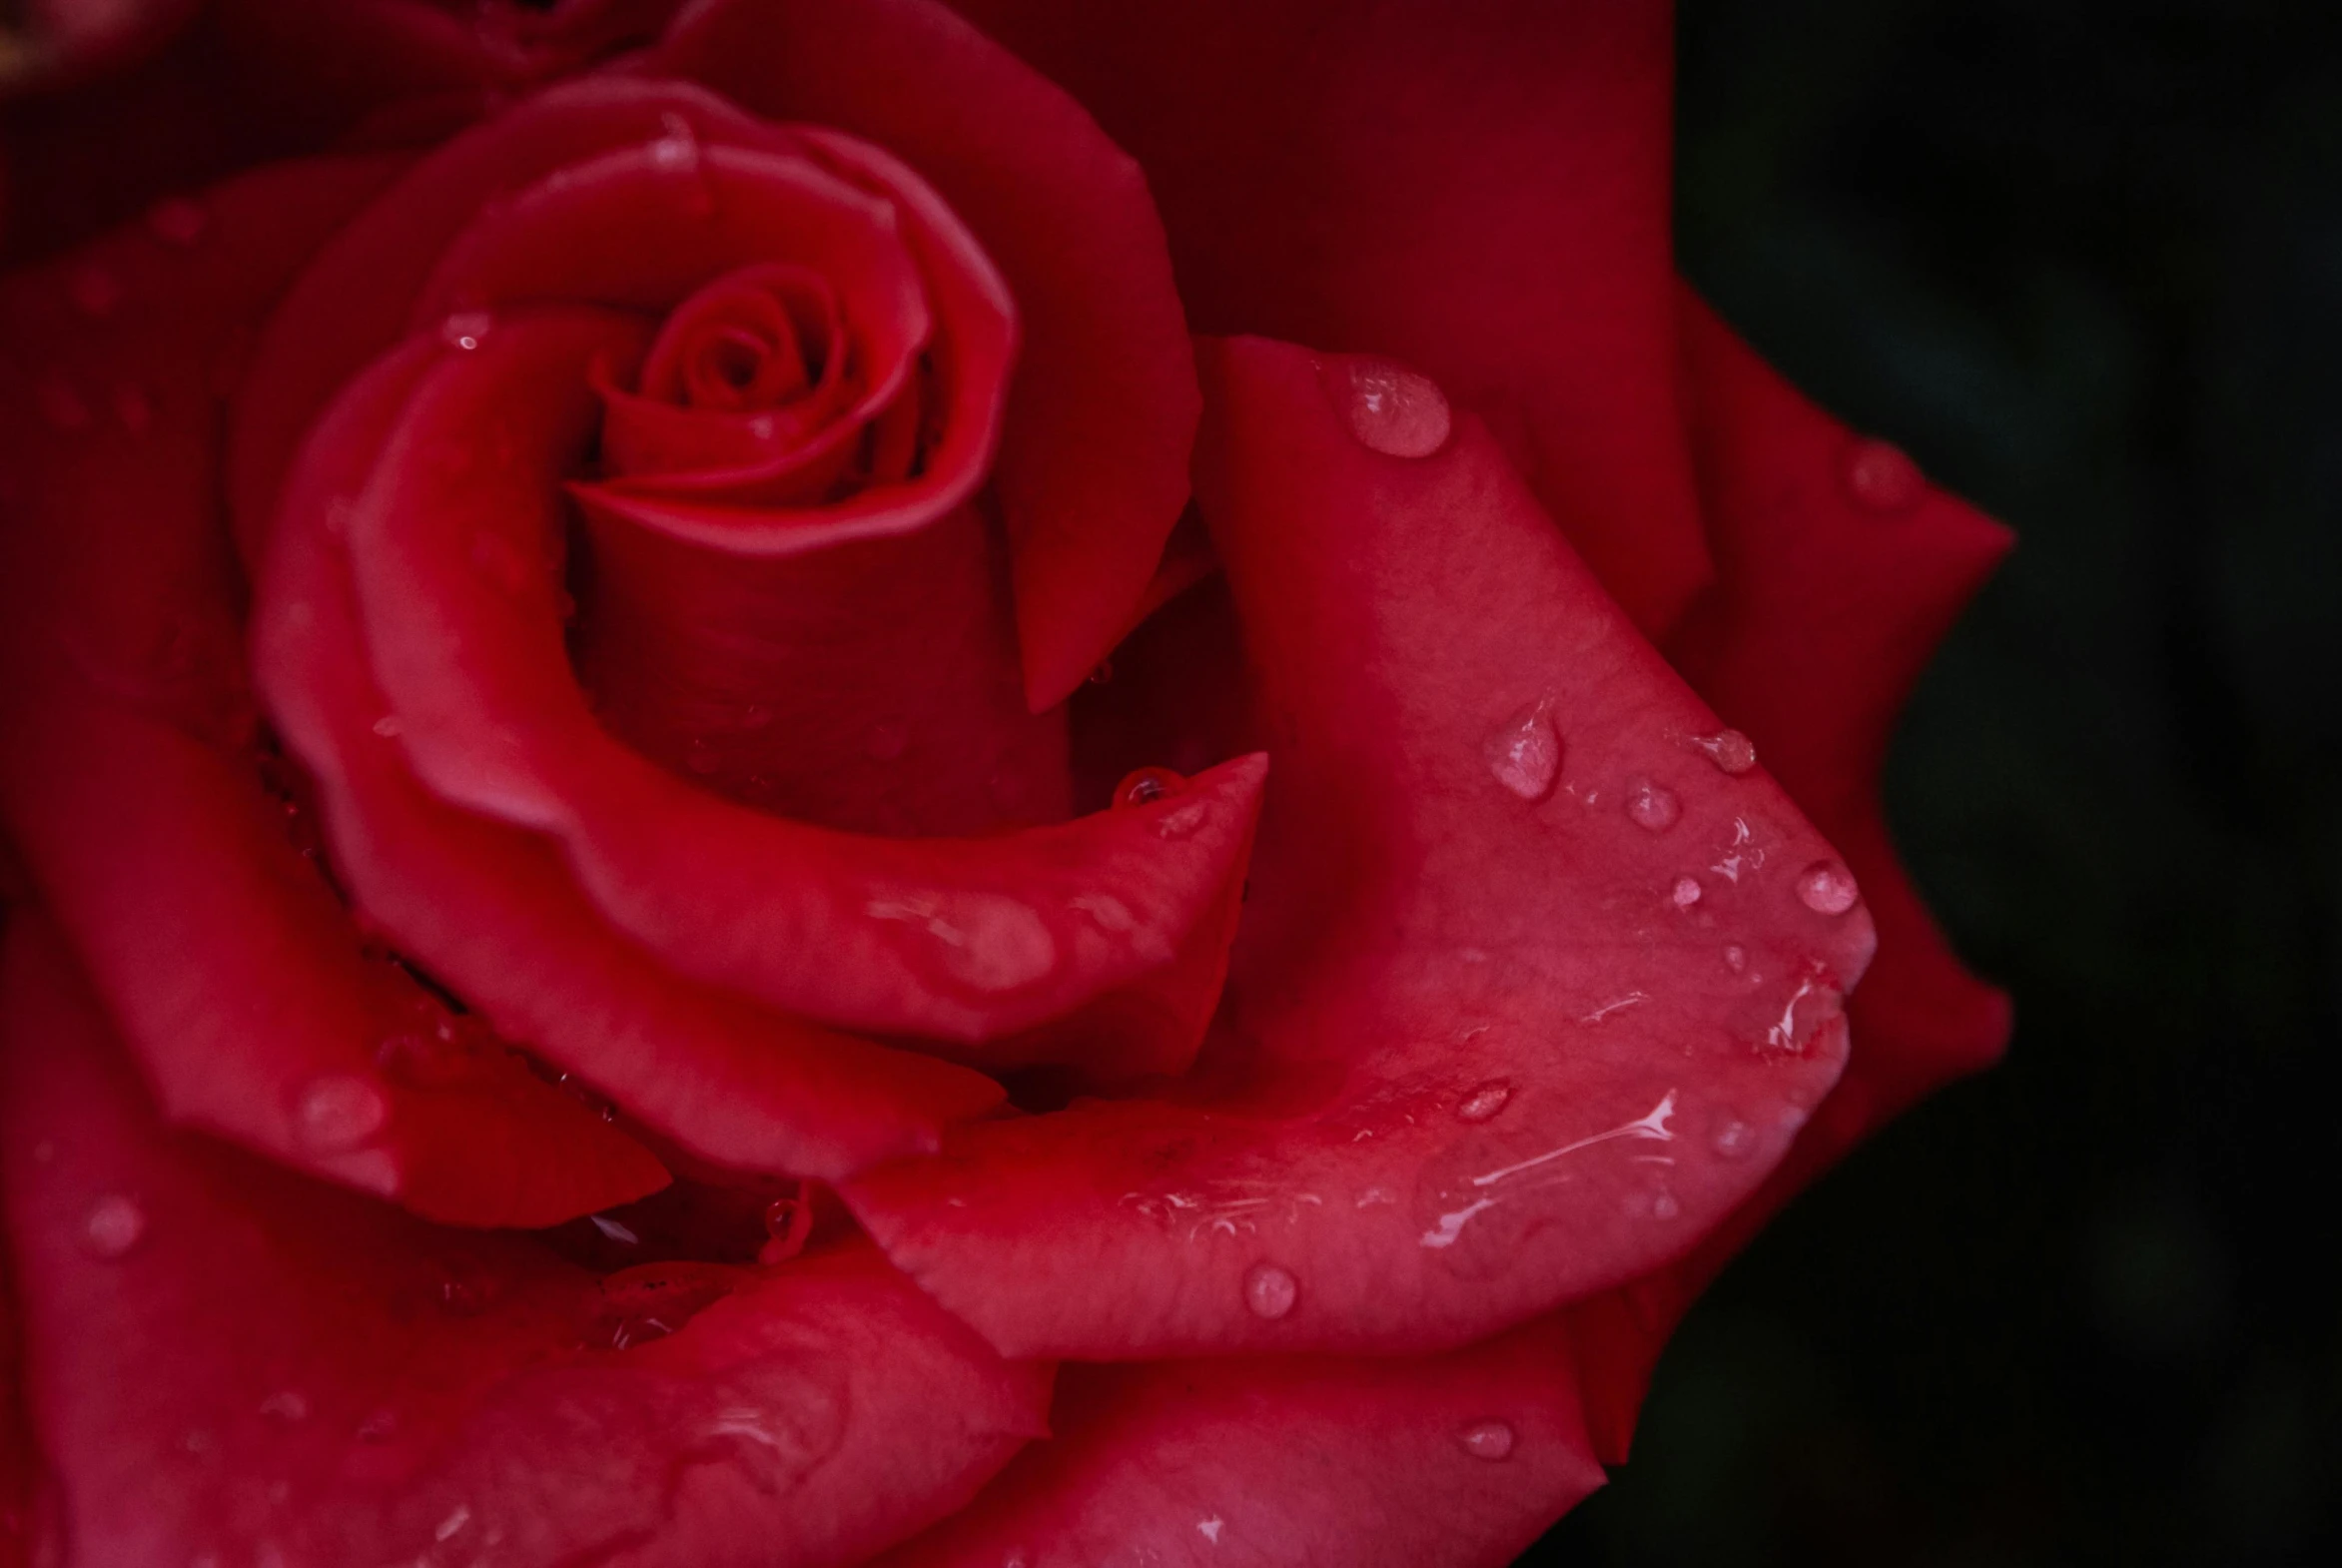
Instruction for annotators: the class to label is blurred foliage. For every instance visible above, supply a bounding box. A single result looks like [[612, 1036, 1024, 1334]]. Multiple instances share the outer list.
[[1529, 2, 2342, 1563]]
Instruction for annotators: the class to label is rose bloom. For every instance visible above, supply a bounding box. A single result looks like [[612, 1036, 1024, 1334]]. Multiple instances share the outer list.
[[0, 2, 2012, 1565]]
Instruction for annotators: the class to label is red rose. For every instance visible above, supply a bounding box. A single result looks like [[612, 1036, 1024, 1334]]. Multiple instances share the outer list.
[[0, 3, 2013, 1565]]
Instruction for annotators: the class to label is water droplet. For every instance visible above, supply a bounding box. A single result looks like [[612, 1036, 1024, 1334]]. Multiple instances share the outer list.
[[438, 311, 493, 352], [1625, 779, 1681, 831], [147, 196, 209, 247], [293, 1074, 389, 1153], [1712, 1119, 1757, 1160], [1197, 1518, 1224, 1544], [761, 1192, 812, 1263], [739, 703, 773, 731], [1671, 875, 1703, 909], [258, 1389, 310, 1424], [35, 376, 91, 431], [81, 1193, 147, 1258], [371, 715, 403, 739], [684, 740, 721, 776], [1242, 1261, 1298, 1320], [1689, 730, 1757, 775], [111, 383, 153, 434], [1649, 1189, 1681, 1220], [1844, 437, 1926, 512], [67, 266, 121, 318], [1087, 658, 1115, 685], [32, 1140, 55, 1164], [435, 1505, 472, 1543], [863, 720, 908, 761], [1114, 766, 1183, 809], [589, 1214, 641, 1245], [1723, 944, 1748, 974], [1484, 700, 1561, 801], [1454, 1080, 1512, 1123], [649, 112, 702, 173], [1457, 1420, 1516, 1461], [1154, 800, 1209, 840], [1795, 860, 1860, 916], [1333, 357, 1451, 458], [356, 1407, 399, 1444], [865, 892, 1059, 992]]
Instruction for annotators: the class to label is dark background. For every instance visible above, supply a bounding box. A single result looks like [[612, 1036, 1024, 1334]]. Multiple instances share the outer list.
[[1530, 2, 2342, 1564]]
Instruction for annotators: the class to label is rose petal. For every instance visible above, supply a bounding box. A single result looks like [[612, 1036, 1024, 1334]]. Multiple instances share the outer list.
[[875, 1319, 1604, 1568], [0, 918, 1052, 1567], [257, 335, 1008, 1180], [843, 336, 1874, 1358], [1562, 290, 2016, 1461], [659, 0, 1202, 708], [0, 159, 662, 1225], [945, 0, 1709, 641]]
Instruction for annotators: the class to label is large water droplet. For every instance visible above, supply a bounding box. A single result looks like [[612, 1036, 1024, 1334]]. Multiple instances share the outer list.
[[1795, 860, 1861, 915], [371, 715, 403, 739], [439, 311, 493, 352], [1454, 1080, 1513, 1124], [68, 266, 121, 318], [1484, 700, 1561, 801], [1671, 875, 1703, 910], [81, 1193, 147, 1258], [1333, 357, 1451, 458], [1648, 1188, 1681, 1220], [1242, 1261, 1298, 1320], [1723, 944, 1748, 974], [1689, 730, 1757, 775], [1626, 778, 1681, 831], [1844, 437, 1926, 512], [144, 195, 208, 248], [293, 1075, 389, 1153], [1457, 1420, 1516, 1461], [1114, 766, 1184, 809], [865, 892, 1058, 992]]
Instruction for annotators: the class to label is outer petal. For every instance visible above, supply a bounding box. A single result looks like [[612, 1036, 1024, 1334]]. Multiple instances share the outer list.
[[944, 0, 1707, 640], [876, 1320, 1605, 1568], [0, 914, 1053, 1568], [845, 336, 1874, 1359], [658, 0, 1203, 707], [0, 159, 662, 1225], [1566, 290, 2015, 1462]]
